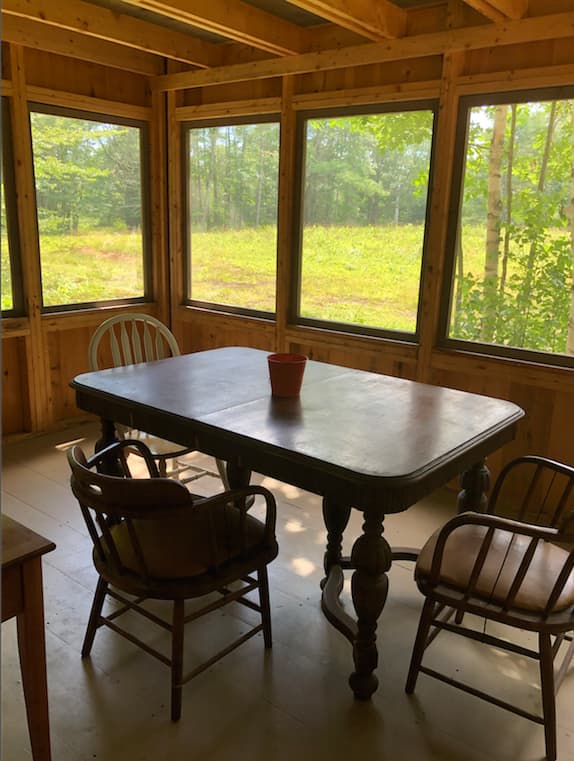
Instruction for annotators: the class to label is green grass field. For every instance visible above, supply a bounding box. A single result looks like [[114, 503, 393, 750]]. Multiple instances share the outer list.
[[2, 225, 489, 325]]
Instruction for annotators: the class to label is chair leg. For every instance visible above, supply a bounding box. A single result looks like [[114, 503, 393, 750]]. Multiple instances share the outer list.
[[405, 597, 436, 694], [258, 566, 272, 649], [539, 633, 557, 761], [82, 577, 108, 657], [171, 600, 185, 722]]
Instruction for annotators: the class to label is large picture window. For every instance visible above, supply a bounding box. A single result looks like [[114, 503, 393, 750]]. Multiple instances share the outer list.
[[185, 118, 280, 315], [444, 89, 574, 362], [294, 103, 436, 337], [30, 106, 149, 310]]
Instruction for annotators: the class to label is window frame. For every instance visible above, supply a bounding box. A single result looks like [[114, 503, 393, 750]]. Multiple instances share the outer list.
[[291, 99, 439, 341], [439, 86, 574, 368], [182, 114, 281, 319], [29, 102, 152, 314], [1, 97, 24, 317]]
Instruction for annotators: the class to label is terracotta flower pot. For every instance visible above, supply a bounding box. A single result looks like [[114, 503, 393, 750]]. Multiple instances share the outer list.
[[267, 353, 307, 397]]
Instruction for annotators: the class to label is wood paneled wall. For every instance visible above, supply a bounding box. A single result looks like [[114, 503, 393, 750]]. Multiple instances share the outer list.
[[2, 12, 574, 484]]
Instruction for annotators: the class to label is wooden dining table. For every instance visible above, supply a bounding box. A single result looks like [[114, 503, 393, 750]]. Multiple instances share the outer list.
[[71, 346, 524, 699]]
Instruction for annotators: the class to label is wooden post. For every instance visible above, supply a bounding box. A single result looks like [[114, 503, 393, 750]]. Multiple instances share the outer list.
[[150, 88, 170, 326], [416, 1, 465, 383], [9, 43, 52, 431], [275, 75, 297, 352]]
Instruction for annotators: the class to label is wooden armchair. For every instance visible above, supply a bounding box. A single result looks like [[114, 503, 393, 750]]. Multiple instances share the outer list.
[[88, 312, 230, 487], [406, 456, 574, 761], [68, 440, 278, 721]]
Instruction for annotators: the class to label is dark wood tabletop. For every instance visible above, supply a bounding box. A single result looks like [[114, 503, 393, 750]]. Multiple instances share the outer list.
[[71, 346, 524, 512]]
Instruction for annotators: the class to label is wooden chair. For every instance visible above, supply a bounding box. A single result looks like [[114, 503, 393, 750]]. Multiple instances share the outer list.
[[406, 456, 574, 761], [89, 312, 229, 487], [68, 440, 278, 721]]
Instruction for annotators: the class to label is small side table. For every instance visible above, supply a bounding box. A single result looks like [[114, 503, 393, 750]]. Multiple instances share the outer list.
[[2, 514, 56, 761]]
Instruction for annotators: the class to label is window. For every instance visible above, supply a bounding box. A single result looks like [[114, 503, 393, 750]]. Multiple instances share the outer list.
[[1, 98, 22, 315], [30, 106, 149, 310], [294, 103, 436, 338], [444, 89, 574, 363], [185, 118, 280, 315]]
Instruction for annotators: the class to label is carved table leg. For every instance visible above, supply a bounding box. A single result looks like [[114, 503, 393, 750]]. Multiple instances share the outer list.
[[226, 461, 254, 508], [348, 507, 392, 700], [458, 459, 491, 513], [226, 460, 252, 490], [320, 499, 357, 641], [322, 498, 352, 579], [94, 419, 123, 477]]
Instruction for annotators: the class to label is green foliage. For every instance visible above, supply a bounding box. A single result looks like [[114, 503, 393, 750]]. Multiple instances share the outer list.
[[452, 98, 574, 356], [188, 123, 279, 231], [30, 112, 142, 235], [455, 228, 571, 353], [303, 110, 433, 227]]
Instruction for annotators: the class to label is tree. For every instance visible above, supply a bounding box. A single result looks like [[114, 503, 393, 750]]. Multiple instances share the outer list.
[[482, 104, 507, 341], [451, 98, 574, 356]]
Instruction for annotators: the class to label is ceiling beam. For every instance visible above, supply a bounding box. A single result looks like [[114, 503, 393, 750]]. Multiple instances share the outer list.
[[1, 13, 164, 74], [463, 0, 528, 22], [118, 0, 306, 56], [3, 0, 220, 68], [285, 0, 407, 41], [151, 10, 574, 92]]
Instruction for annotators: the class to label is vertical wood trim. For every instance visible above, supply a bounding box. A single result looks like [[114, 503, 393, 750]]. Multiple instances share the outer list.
[[8, 44, 52, 430], [416, 45, 463, 381], [167, 89, 184, 333], [275, 75, 297, 351], [418, 1, 467, 381], [150, 89, 170, 325]]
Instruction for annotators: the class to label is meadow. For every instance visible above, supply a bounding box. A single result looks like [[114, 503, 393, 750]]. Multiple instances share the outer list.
[[2, 225, 488, 327]]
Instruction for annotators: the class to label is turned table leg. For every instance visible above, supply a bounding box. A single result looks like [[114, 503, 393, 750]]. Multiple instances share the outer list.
[[94, 418, 124, 477], [458, 459, 491, 513], [348, 506, 392, 700], [322, 498, 352, 579]]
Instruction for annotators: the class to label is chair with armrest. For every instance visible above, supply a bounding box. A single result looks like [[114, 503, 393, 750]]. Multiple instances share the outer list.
[[68, 439, 278, 721], [406, 455, 574, 761], [88, 312, 229, 488]]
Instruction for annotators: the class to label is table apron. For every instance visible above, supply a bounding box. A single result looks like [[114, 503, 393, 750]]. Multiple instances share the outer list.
[[78, 390, 519, 514]]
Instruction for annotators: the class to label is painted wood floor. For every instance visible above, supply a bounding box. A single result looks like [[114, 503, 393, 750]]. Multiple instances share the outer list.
[[3, 421, 574, 761]]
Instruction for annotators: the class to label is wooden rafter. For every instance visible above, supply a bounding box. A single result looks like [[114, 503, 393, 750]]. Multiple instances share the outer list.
[[118, 0, 306, 56], [463, 0, 528, 22], [285, 0, 407, 41], [3, 0, 220, 68], [1, 14, 164, 75], [151, 10, 574, 91]]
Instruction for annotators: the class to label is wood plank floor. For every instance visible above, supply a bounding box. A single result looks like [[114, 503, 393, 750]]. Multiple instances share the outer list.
[[3, 421, 574, 761]]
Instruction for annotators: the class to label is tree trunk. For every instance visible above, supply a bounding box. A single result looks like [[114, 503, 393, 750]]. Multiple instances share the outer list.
[[254, 138, 264, 229], [515, 101, 557, 346], [500, 104, 517, 297], [496, 104, 517, 340], [482, 104, 507, 342]]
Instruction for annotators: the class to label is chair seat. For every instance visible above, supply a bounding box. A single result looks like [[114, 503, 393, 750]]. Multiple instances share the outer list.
[[416, 524, 574, 613], [103, 502, 277, 581]]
